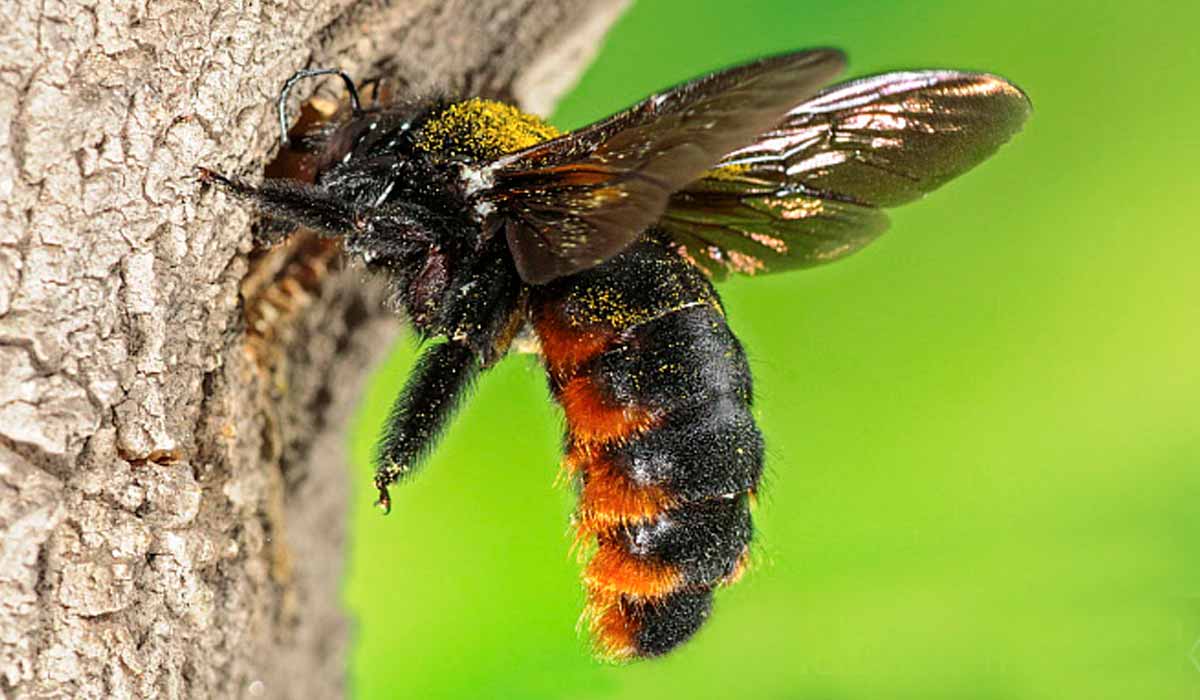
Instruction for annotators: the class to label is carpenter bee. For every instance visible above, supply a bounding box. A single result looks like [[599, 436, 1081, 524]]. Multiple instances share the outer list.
[[201, 50, 1030, 660]]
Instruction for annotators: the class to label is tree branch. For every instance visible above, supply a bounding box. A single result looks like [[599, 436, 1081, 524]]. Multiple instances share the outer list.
[[0, 0, 628, 696]]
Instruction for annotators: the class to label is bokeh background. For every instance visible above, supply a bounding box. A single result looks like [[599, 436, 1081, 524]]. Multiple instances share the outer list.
[[342, 1, 1200, 698]]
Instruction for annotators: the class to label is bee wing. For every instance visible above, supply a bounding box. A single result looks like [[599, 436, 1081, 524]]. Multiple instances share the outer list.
[[660, 71, 1032, 278], [485, 49, 847, 284]]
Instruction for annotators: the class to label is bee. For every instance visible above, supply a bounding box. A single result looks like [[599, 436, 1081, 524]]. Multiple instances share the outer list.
[[201, 49, 1030, 660]]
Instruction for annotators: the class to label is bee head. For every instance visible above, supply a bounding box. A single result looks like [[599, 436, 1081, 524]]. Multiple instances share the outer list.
[[303, 98, 445, 208]]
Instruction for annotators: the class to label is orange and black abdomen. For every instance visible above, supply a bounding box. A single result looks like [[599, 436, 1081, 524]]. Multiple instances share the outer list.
[[530, 232, 763, 659]]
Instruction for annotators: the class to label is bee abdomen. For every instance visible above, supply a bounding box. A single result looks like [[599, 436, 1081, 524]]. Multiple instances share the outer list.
[[557, 312, 762, 659], [532, 234, 764, 659]]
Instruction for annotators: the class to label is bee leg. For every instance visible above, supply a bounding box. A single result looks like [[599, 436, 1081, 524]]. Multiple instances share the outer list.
[[198, 167, 440, 252], [373, 340, 481, 514], [198, 168, 366, 241]]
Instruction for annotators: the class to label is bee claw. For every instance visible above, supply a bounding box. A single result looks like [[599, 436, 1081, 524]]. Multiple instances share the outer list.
[[196, 166, 251, 196], [374, 484, 392, 515], [196, 166, 226, 185]]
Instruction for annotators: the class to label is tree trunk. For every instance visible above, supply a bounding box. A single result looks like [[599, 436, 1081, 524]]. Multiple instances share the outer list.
[[0, 1, 627, 697]]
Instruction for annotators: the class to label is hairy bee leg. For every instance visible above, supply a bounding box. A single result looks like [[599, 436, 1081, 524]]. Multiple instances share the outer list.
[[373, 340, 481, 514], [199, 167, 441, 252], [199, 168, 366, 237]]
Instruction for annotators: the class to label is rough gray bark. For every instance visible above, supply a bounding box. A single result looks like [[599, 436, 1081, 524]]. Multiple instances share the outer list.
[[0, 1, 628, 697]]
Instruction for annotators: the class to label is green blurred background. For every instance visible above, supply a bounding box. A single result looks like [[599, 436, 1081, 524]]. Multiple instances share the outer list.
[[343, 1, 1200, 698]]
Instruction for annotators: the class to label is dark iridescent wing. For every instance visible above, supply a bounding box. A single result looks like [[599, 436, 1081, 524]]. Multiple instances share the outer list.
[[660, 71, 1032, 278], [482, 49, 847, 284]]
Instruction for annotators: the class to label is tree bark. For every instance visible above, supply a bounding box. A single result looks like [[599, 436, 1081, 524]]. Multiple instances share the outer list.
[[0, 1, 627, 697]]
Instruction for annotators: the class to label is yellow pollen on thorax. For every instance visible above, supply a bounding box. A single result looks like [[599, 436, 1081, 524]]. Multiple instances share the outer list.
[[414, 98, 561, 160]]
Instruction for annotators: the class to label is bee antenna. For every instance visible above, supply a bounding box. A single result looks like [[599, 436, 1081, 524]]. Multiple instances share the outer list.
[[277, 68, 363, 146]]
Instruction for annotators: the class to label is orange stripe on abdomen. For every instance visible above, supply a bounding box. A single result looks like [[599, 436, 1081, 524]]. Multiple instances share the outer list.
[[584, 537, 682, 598], [558, 376, 656, 445], [531, 311, 612, 380], [572, 451, 675, 537]]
